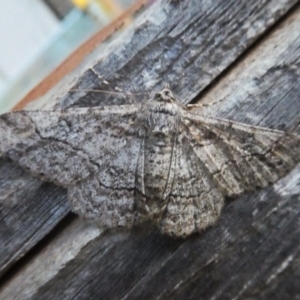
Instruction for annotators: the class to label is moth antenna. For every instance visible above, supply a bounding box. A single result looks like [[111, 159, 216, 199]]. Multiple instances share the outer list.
[[91, 67, 133, 96], [70, 67, 154, 97], [70, 89, 135, 96], [187, 97, 225, 108], [90, 67, 110, 86], [70, 89, 154, 97]]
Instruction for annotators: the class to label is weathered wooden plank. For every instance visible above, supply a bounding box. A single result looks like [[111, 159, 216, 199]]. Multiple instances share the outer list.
[[2, 0, 296, 278], [1, 2, 300, 299], [0, 160, 69, 276], [57, 0, 299, 108]]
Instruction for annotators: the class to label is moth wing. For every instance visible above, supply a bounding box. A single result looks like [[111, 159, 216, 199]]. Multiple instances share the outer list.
[[159, 131, 224, 237], [183, 110, 300, 198], [0, 106, 145, 228], [0, 105, 142, 188]]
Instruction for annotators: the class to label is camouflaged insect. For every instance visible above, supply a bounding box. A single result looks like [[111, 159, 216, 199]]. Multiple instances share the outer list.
[[1, 88, 299, 237]]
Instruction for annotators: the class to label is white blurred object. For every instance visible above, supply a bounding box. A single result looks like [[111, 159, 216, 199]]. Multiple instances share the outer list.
[[0, 0, 59, 88], [0, 0, 137, 113]]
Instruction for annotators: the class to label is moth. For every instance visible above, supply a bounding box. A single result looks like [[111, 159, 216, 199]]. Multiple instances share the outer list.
[[0, 87, 299, 237]]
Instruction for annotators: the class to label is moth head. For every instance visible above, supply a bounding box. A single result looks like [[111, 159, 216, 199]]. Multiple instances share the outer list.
[[155, 86, 176, 103]]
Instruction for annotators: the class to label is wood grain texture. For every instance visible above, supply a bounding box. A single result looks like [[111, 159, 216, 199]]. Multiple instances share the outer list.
[[56, 0, 299, 108], [1, 0, 300, 299], [0, 160, 69, 276]]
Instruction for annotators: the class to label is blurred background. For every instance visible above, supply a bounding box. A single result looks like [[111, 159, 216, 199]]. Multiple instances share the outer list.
[[0, 0, 150, 113]]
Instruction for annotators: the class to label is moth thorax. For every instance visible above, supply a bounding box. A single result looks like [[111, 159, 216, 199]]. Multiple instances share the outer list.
[[144, 102, 181, 133]]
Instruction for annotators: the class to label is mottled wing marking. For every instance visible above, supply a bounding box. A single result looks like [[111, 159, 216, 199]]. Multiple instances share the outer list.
[[0, 105, 140, 185], [159, 128, 224, 237], [0, 111, 92, 186], [0, 106, 144, 228], [184, 111, 300, 198], [68, 178, 137, 228]]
